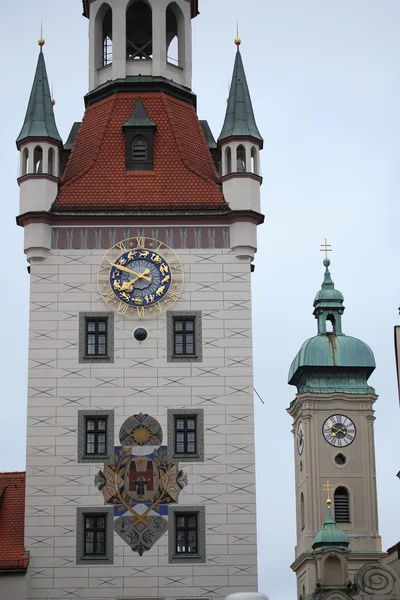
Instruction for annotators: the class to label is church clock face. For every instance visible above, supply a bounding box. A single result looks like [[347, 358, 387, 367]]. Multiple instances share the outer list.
[[97, 237, 184, 318], [323, 414, 356, 448], [297, 421, 304, 455]]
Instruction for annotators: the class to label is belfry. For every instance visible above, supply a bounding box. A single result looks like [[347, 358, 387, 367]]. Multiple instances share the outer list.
[[8, 1, 264, 599]]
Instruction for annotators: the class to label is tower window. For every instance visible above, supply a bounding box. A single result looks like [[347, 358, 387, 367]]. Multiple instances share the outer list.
[[251, 146, 258, 174], [102, 7, 113, 66], [126, 1, 153, 60], [335, 453, 347, 466], [300, 492, 305, 530], [175, 415, 197, 455], [48, 148, 55, 176], [175, 513, 198, 555], [225, 147, 232, 175], [132, 136, 148, 163], [85, 417, 107, 456], [86, 318, 108, 357], [22, 148, 29, 176], [173, 317, 195, 356], [334, 487, 350, 523], [167, 409, 204, 463], [326, 314, 335, 333], [77, 409, 114, 464], [237, 145, 246, 172], [168, 506, 206, 563], [76, 507, 113, 564], [34, 146, 43, 174]]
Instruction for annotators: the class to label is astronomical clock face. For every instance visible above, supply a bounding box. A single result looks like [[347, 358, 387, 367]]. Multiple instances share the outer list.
[[97, 237, 184, 318], [297, 421, 304, 455], [323, 414, 356, 448]]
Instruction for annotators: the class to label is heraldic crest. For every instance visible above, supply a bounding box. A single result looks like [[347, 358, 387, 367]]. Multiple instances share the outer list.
[[94, 413, 188, 556]]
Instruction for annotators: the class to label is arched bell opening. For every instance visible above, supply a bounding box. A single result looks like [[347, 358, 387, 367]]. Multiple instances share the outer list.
[[34, 146, 43, 174], [334, 487, 350, 523], [95, 3, 113, 70], [48, 148, 55, 176], [126, 0, 153, 61], [236, 145, 246, 173], [21, 148, 29, 176], [326, 313, 335, 333], [166, 3, 185, 68]]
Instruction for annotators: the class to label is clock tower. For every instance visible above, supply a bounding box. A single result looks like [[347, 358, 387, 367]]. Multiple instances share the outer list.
[[287, 258, 384, 598], [15, 1, 263, 599]]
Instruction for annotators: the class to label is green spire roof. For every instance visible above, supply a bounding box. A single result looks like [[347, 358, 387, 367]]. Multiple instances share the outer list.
[[218, 47, 263, 145], [123, 97, 156, 129], [16, 48, 62, 147], [288, 259, 376, 394], [312, 502, 350, 551]]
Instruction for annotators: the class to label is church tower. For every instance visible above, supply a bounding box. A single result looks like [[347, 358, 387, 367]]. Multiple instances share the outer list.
[[15, 2, 263, 599], [287, 257, 383, 598]]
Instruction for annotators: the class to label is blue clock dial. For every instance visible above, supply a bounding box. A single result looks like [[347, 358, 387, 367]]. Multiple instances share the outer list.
[[97, 237, 184, 319], [110, 251, 171, 307]]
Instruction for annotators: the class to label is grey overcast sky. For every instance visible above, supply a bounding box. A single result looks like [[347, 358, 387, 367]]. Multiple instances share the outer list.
[[1, 1, 399, 598]]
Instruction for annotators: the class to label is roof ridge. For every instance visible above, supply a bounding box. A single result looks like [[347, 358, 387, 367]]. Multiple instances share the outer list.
[[161, 94, 223, 191]]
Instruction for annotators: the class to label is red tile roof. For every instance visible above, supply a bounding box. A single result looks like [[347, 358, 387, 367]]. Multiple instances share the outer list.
[[54, 92, 228, 212], [0, 472, 28, 572]]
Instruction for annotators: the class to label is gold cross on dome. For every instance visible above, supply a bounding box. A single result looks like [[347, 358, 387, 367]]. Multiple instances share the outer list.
[[323, 480, 334, 505], [320, 239, 332, 259]]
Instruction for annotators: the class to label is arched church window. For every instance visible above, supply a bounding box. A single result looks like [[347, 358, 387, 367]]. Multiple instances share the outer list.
[[34, 146, 43, 174], [166, 3, 185, 67], [102, 7, 113, 66], [225, 147, 232, 175], [132, 136, 148, 163], [22, 148, 29, 176], [251, 146, 258, 174], [300, 493, 305, 530], [334, 487, 350, 523], [126, 1, 153, 60], [48, 148, 55, 176], [237, 145, 246, 172]]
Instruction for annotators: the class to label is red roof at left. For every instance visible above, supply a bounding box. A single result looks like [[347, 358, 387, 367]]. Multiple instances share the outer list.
[[0, 472, 29, 572]]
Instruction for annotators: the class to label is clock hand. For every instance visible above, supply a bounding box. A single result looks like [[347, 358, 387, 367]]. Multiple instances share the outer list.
[[108, 261, 152, 282]]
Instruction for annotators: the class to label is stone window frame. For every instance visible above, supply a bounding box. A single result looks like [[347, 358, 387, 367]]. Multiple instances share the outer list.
[[168, 506, 206, 564], [167, 311, 203, 363], [79, 312, 114, 364], [76, 506, 114, 565], [167, 409, 204, 463], [77, 410, 114, 464]]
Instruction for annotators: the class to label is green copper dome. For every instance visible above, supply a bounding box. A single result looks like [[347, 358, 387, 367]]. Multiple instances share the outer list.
[[312, 503, 350, 551], [288, 259, 376, 394]]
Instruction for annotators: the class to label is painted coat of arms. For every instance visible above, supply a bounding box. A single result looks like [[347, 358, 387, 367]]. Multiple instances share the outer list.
[[95, 413, 187, 556]]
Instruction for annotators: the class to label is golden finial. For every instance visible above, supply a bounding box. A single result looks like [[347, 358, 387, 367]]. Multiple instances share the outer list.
[[38, 20, 45, 47], [51, 81, 56, 106], [234, 19, 242, 47], [323, 480, 334, 507], [320, 238, 332, 260]]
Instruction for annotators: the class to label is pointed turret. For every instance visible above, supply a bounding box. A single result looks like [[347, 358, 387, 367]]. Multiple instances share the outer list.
[[16, 44, 61, 148], [17, 39, 61, 262], [219, 46, 263, 145], [218, 37, 264, 262]]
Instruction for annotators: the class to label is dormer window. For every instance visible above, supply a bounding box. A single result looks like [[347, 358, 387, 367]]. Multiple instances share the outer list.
[[123, 97, 156, 171]]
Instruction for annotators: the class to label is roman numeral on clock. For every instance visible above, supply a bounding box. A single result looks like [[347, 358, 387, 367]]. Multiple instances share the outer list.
[[117, 302, 128, 315], [116, 241, 127, 252], [136, 306, 145, 319], [103, 289, 116, 303], [136, 237, 145, 249], [166, 290, 180, 302]]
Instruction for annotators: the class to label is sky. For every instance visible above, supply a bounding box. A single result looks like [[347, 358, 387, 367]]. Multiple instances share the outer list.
[[1, 0, 399, 598]]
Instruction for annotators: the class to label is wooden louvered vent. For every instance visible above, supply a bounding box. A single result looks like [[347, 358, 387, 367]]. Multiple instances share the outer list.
[[334, 487, 350, 523]]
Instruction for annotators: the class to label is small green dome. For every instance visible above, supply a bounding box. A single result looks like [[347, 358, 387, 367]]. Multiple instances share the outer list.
[[312, 505, 350, 551], [288, 334, 376, 383]]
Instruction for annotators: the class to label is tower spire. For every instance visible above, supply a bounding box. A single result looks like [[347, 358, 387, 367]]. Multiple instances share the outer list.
[[218, 42, 263, 145], [16, 41, 61, 147]]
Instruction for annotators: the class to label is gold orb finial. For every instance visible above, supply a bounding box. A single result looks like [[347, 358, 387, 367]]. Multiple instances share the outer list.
[[38, 20, 45, 47], [235, 19, 241, 46], [51, 82, 56, 106]]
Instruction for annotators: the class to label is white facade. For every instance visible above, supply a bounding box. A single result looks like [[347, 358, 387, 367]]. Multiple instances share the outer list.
[[24, 232, 258, 599]]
